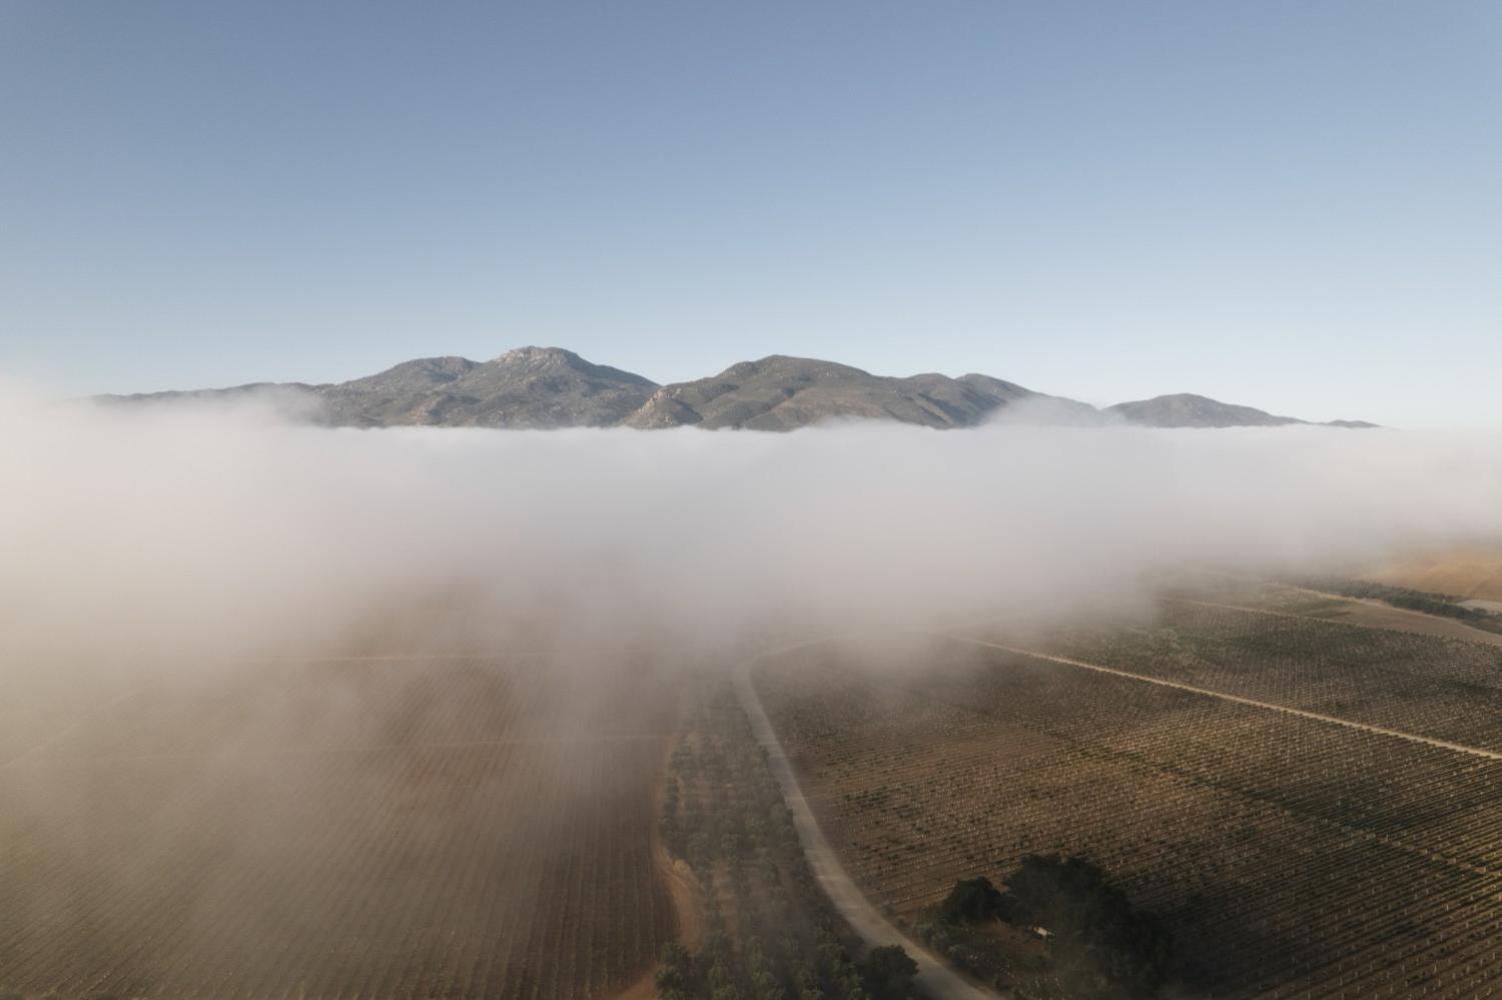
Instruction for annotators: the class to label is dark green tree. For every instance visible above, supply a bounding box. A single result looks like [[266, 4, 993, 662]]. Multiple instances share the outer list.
[[857, 945, 917, 1000], [938, 876, 1006, 924], [998, 855, 1173, 998]]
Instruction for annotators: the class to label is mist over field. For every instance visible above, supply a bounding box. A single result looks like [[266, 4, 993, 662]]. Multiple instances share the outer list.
[[3, 389, 1501, 999], [4, 386, 1501, 680]]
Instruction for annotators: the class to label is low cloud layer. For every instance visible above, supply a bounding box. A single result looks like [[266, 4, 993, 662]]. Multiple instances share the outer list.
[[4, 386, 1501, 680]]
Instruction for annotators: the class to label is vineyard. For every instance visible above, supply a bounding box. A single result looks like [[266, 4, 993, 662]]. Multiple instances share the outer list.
[[0, 655, 674, 998], [753, 598, 1502, 997], [1056, 593, 1502, 752]]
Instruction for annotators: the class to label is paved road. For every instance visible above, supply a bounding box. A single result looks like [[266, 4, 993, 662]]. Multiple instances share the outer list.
[[944, 633, 1502, 763], [734, 647, 998, 1000]]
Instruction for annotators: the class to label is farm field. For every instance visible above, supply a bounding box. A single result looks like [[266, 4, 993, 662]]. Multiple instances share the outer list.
[[1361, 546, 1502, 605], [1056, 590, 1502, 749], [753, 594, 1502, 997], [1261, 586, 1502, 644], [0, 655, 675, 999]]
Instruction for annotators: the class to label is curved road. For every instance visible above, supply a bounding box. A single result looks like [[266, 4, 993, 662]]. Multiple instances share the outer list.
[[733, 646, 997, 1000]]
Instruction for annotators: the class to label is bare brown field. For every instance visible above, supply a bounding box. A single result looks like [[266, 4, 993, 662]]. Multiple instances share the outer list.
[[0, 656, 675, 999], [754, 608, 1502, 997], [1360, 546, 1502, 604]]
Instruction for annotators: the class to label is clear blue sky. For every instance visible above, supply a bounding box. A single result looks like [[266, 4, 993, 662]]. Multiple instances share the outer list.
[[2, 2, 1498, 426]]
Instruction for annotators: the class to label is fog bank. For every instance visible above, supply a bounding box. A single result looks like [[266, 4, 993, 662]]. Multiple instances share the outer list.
[[4, 389, 1501, 678]]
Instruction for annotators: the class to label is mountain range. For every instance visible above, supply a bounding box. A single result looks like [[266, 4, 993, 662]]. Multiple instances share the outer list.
[[96, 347, 1375, 431]]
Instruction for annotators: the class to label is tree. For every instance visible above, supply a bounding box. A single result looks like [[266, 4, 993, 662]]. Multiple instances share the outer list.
[[857, 945, 917, 1000], [997, 855, 1173, 998], [938, 876, 1005, 924], [655, 942, 694, 999]]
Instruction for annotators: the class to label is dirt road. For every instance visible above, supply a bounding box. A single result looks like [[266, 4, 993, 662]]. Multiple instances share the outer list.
[[944, 634, 1502, 763], [734, 648, 998, 1000]]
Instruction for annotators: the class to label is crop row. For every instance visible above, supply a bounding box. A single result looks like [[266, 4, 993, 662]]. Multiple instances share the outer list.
[[1044, 599, 1502, 751], [0, 657, 672, 998]]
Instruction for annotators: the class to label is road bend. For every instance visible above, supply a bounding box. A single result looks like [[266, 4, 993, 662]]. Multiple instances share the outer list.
[[734, 644, 999, 1000]]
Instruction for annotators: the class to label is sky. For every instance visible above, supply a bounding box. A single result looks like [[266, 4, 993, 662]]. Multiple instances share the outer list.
[[1, 2, 1498, 427]]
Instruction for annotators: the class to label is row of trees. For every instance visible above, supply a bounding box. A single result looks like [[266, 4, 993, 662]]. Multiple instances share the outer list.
[[655, 685, 919, 1000], [1297, 576, 1502, 632], [657, 931, 916, 1000]]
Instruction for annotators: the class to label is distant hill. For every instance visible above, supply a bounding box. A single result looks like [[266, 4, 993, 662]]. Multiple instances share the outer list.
[[100, 347, 658, 430], [623, 355, 1045, 430], [317, 347, 656, 428], [1107, 393, 1377, 429], [96, 348, 1374, 431]]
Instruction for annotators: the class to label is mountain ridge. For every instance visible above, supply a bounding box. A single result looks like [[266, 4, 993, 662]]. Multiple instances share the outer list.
[[95, 347, 1375, 430]]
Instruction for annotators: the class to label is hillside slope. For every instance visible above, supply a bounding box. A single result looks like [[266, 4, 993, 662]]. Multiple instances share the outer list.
[[624, 355, 1040, 430], [96, 349, 1373, 431], [1108, 393, 1375, 429]]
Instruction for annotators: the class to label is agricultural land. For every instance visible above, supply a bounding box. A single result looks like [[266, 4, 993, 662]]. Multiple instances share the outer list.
[[753, 586, 1502, 997]]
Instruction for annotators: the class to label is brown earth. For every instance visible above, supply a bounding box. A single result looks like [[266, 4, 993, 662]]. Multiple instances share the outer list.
[[1359, 544, 1502, 602], [617, 737, 707, 1000]]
